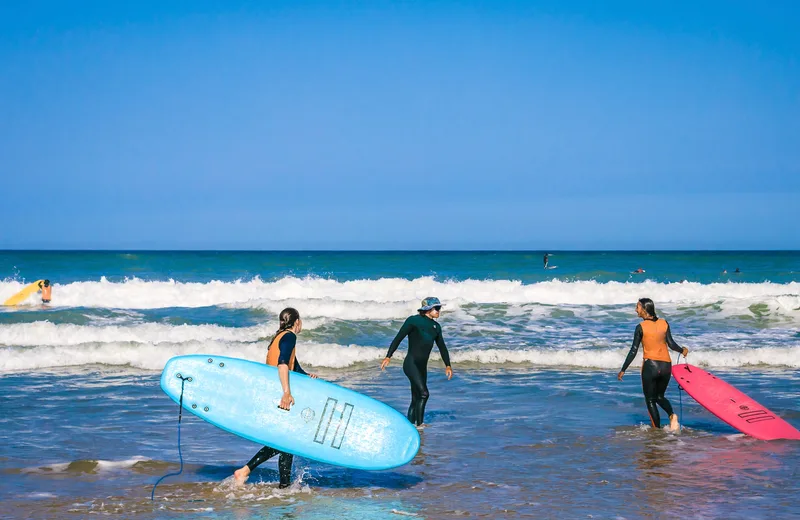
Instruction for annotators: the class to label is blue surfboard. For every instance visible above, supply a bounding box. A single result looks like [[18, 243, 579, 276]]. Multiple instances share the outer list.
[[160, 355, 420, 470]]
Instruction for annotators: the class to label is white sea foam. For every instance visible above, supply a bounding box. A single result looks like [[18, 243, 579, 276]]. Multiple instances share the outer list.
[[1, 277, 797, 372], [24, 456, 150, 474], [0, 340, 390, 372], [1, 277, 798, 312], [448, 346, 800, 369], [0, 322, 273, 347], [94, 456, 151, 471], [2, 340, 797, 372]]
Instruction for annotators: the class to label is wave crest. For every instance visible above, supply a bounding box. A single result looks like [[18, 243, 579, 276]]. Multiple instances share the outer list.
[[2, 277, 799, 313], [2, 341, 797, 372]]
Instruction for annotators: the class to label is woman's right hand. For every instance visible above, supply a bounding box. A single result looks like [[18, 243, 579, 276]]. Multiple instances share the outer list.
[[279, 392, 294, 410], [682, 347, 689, 357], [380, 357, 391, 370]]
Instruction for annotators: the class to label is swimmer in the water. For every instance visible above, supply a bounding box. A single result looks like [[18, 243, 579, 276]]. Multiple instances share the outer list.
[[617, 298, 689, 431], [39, 280, 52, 304], [633, 268, 646, 274], [381, 297, 453, 428]]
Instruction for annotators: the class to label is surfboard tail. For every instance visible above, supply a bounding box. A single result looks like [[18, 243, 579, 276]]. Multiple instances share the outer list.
[[673, 363, 800, 441]]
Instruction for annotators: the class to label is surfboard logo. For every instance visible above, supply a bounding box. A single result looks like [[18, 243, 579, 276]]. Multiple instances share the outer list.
[[314, 398, 355, 449], [738, 409, 776, 424], [301, 408, 315, 422]]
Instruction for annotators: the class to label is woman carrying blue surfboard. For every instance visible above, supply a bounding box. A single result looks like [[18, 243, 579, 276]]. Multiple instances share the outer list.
[[381, 297, 453, 428], [233, 308, 317, 487]]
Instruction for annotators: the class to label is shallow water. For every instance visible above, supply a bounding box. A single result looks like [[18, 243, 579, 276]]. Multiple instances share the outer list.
[[2, 366, 799, 519], [1, 251, 799, 518]]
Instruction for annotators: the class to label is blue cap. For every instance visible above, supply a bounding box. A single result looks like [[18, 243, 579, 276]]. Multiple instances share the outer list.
[[418, 297, 443, 311]]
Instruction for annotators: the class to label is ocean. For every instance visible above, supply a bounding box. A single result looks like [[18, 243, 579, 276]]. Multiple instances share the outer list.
[[1, 251, 798, 519]]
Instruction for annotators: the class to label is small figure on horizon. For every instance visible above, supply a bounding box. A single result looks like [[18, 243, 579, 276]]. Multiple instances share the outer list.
[[543, 253, 550, 269], [734, 268, 741, 274], [633, 268, 645, 274], [722, 269, 728, 275], [39, 280, 52, 304]]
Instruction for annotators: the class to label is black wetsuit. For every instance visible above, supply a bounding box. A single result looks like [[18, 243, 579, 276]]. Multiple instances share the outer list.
[[245, 332, 307, 487], [386, 314, 451, 426], [620, 321, 684, 427]]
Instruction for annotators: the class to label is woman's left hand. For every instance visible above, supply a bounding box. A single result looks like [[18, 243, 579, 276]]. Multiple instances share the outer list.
[[445, 366, 453, 380]]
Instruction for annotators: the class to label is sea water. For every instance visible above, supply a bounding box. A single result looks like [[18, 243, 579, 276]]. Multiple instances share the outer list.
[[1, 251, 798, 518]]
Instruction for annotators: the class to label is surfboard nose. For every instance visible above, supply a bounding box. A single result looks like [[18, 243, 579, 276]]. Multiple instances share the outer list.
[[161, 356, 179, 382], [160, 356, 195, 401]]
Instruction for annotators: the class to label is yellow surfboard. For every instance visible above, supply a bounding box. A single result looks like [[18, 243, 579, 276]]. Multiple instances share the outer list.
[[3, 280, 44, 306]]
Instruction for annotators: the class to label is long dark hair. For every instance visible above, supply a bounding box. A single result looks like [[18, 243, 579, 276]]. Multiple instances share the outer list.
[[638, 298, 658, 320], [271, 307, 300, 343]]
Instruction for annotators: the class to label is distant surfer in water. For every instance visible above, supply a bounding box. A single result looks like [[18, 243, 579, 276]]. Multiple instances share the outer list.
[[543, 253, 550, 269], [381, 297, 453, 428], [632, 268, 645, 274], [234, 307, 317, 487], [39, 280, 52, 304], [617, 298, 688, 432]]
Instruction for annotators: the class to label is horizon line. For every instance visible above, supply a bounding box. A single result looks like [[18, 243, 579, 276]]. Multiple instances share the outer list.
[[1, 249, 798, 253]]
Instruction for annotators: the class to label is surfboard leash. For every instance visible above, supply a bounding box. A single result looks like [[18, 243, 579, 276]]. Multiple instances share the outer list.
[[151, 374, 191, 501], [676, 353, 687, 433]]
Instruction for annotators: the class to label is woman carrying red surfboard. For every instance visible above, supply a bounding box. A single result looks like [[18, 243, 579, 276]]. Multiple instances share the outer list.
[[617, 298, 689, 431]]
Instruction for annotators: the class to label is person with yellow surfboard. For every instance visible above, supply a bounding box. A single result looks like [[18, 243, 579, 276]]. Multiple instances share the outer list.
[[39, 280, 52, 304], [3, 279, 49, 306]]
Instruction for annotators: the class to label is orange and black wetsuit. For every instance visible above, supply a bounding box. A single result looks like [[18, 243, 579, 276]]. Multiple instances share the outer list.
[[620, 318, 684, 428], [244, 330, 307, 487]]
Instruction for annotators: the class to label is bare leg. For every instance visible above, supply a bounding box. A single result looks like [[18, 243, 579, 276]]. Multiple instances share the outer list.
[[234, 445, 280, 484]]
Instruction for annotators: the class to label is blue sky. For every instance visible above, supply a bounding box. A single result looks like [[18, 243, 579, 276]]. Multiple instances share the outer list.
[[0, 1, 798, 249]]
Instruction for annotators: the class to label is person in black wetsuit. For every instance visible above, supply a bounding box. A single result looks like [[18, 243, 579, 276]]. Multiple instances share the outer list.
[[543, 253, 550, 269], [617, 298, 689, 431], [381, 297, 453, 427], [233, 308, 317, 487]]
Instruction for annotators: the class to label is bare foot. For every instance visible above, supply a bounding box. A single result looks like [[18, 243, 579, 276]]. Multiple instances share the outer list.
[[416, 424, 427, 431], [669, 414, 680, 432], [233, 466, 250, 484]]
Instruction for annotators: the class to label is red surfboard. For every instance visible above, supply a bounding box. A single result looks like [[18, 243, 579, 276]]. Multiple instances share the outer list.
[[672, 363, 800, 441]]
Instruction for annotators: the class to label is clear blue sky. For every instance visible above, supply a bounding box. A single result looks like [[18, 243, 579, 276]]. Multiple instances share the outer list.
[[0, 1, 798, 250]]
